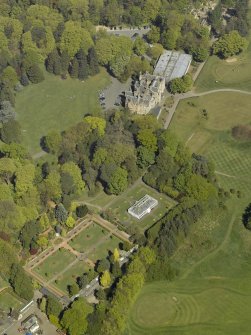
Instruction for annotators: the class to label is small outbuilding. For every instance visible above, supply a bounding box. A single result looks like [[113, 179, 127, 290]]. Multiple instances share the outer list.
[[128, 194, 158, 220]]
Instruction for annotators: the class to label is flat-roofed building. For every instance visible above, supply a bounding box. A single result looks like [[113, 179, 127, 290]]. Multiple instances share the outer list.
[[154, 50, 192, 83], [128, 194, 158, 220]]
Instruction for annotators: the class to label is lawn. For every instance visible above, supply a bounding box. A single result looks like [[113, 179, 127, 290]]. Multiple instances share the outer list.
[[0, 289, 24, 313], [127, 196, 251, 335], [33, 248, 76, 281], [195, 11, 251, 93], [15, 68, 111, 154], [54, 260, 91, 294], [107, 181, 176, 231], [170, 92, 251, 194], [69, 223, 109, 253], [0, 277, 8, 290], [87, 234, 122, 262]]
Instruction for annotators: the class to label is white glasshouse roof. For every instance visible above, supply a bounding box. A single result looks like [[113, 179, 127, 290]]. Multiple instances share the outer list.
[[128, 194, 158, 220]]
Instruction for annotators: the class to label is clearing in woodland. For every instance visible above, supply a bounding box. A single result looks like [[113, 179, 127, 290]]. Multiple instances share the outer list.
[[15, 68, 110, 154]]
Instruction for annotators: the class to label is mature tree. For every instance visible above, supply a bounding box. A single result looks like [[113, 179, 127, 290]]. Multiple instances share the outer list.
[[1, 119, 22, 144], [78, 56, 89, 80], [243, 203, 251, 230], [46, 295, 63, 318], [0, 101, 15, 124], [2, 66, 18, 88], [168, 74, 193, 94], [41, 170, 62, 203], [60, 21, 93, 58], [76, 205, 88, 218], [39, 213, 50, 231], [185, 174, 217, 201], [159, 131, 179, 158], [68, 283, 79, 296], [88, 47, 99, 75], [26, 64, 45, 83], [133, 37, 147, 56], [113, 248, 120, 263], [55, 203, 68, 223], [147, 26, 160, 43], [111, 261, 122, 278], [39, 296, 47, 313], [84, 116, 106, 136], [213, 31, 248, 58], [100, 270, 111, 287], [0, 239, 17, 278], [20, 220, 42, 250], [9, 263, 34, 300], [46, 49, 61, 75], [97, 259, 110, 273], [61, 172, 76, 196], [20, 72, 29, 86], [107, 167, 128, 195], [43, 130, 62, 154], [61, 161, 85, 194], [61, 298, 93, 335], [143, 0, 161, 21], [37, 236, 48, 249], [65, 216, 75, 228], [69, 57, 79, 78], [137, 129, 158, 153]]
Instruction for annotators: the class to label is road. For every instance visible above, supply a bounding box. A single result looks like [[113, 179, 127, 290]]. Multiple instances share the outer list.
[[106, 27, 150, 39]]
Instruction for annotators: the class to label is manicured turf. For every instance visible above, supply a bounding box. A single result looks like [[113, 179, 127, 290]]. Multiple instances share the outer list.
[[0, 290, 24, 312], [87, 234, 122, 262], [69, 223, 109, 253], [195, 12, 251, 93], [33, 248, 76, 280], [15, 68, 111, 154], [127, 199, 251, 335], [195, 54, 251, 92], [107, 181, 176, 231], [0, 277, 8, 290], [54, 260, 91, 294], [170, 92, 251, 194]]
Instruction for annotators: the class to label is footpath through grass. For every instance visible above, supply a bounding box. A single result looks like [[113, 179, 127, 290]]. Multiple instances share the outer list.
[[170, 92, 251, 194], [33, 248, 76, 281], [127, 197, 251, 335], [15, 68, 110, 154]]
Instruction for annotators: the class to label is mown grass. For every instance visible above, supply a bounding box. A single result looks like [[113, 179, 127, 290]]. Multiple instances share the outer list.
[[33, 248, 76, 281], [195, 11, 251, 93], [87, 234, 122, 262], [0, 289, 24, 312], [127, 198, 251, 335], [69, 223, 109, 253], [15, 68, 110, 154], [170, 92, 251, 193], [54, 260, 91, 294], [107, 182, 176, 231], [127, 88, 251, 334]]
